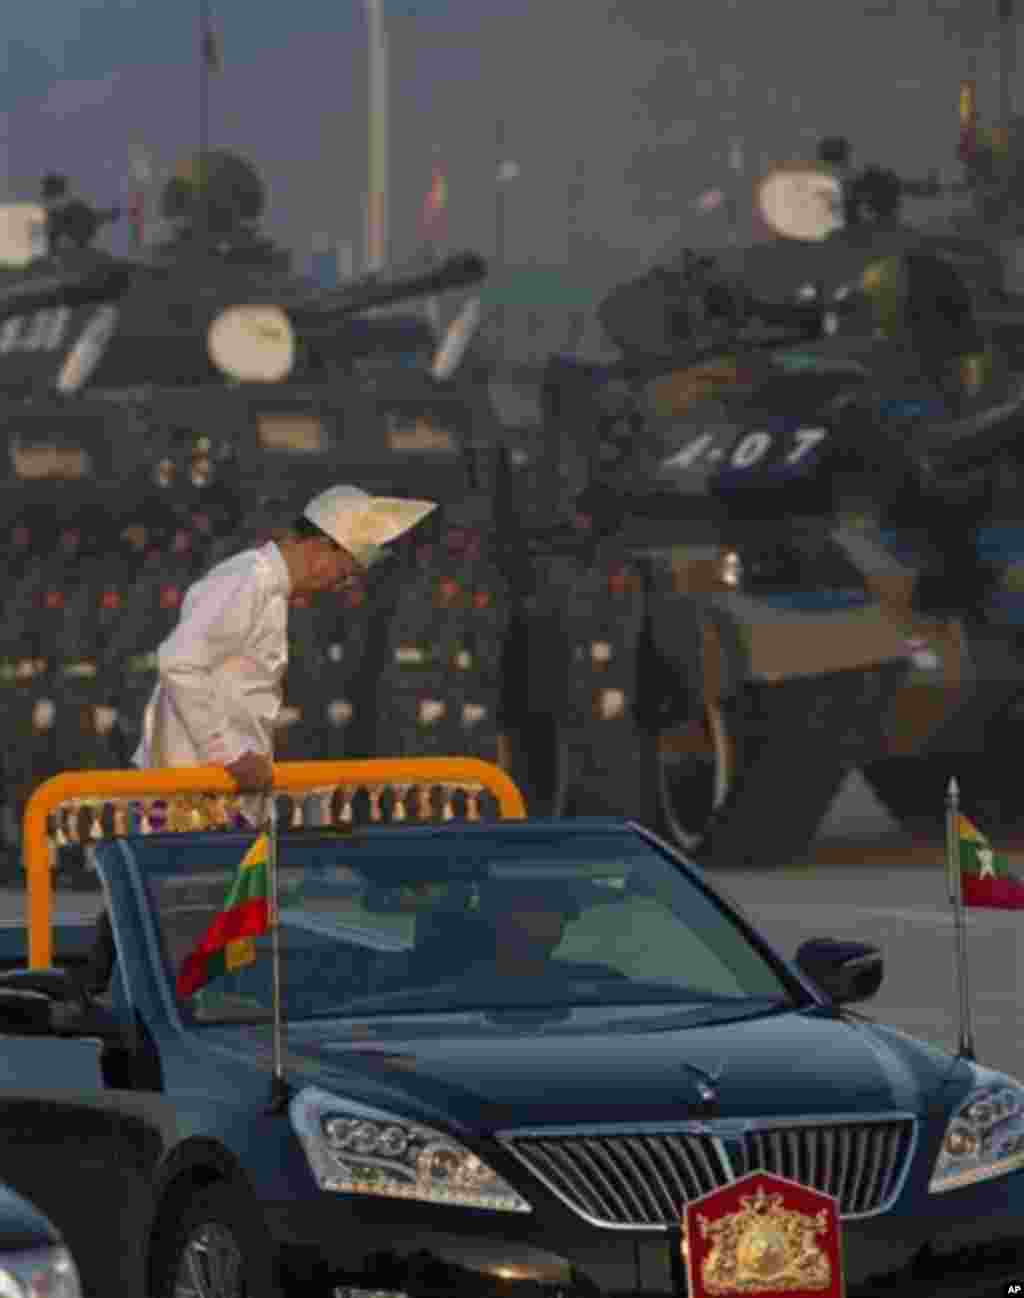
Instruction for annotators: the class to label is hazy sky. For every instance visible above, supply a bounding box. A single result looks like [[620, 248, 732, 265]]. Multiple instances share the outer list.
[[1, 0, 1015, 283]]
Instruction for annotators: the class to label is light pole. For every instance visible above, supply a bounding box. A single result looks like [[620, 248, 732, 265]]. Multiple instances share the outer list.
[[364, 0, 389, 272]]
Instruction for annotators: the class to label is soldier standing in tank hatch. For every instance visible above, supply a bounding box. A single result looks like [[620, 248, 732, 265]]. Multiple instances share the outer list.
[[817, 136, 856, 226], [41, 174, 73, 255], [40, 173, 120, 255]]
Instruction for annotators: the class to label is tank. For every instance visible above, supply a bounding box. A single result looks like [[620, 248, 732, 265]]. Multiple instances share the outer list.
[[0, 153, 489, 402], [661, 237, 1024, 849], [517, 254, 910, 866]]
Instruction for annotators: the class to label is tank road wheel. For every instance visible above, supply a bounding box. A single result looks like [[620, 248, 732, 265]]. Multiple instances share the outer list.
[[151, 1184, 284, 1298], [655, 702, 735, 852]]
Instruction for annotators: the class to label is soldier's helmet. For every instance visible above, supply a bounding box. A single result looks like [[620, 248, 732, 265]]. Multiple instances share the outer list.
[[41, 173, 69, 202]]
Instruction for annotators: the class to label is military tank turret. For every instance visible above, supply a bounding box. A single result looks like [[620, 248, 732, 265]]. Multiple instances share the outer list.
[[0, 153, 487, 402]]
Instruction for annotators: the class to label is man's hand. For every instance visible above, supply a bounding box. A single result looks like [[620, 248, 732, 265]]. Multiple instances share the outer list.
[[225, 751, 274, 792]]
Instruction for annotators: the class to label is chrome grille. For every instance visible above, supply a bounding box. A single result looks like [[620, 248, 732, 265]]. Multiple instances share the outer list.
[[499, 1130, 729, 1227], [498, 1118, 914, 1229], [734, 1120, 914, 1218]]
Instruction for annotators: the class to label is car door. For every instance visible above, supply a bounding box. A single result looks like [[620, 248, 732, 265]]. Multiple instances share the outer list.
[[0, 941, 162, 1297]]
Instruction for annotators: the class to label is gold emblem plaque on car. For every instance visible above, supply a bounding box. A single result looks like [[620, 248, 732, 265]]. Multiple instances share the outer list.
[[683, 1171, 844, 1297]]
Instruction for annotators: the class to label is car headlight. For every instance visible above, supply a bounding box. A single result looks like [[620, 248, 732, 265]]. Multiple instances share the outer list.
[[0, 1246, 82, 1298], [289, 1086, 532, 1213], [930, 1071, 1024, 1193]]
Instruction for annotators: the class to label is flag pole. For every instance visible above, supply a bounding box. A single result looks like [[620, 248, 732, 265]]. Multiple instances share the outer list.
[[946, 776, 976, 1062], [265, 790, 290, 1111], [198, 0, 210, 253], [364, 0, 388, 273]]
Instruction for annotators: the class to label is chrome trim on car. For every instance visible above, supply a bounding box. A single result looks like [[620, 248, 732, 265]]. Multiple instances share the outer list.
[[496, 1112, 918, 1230]]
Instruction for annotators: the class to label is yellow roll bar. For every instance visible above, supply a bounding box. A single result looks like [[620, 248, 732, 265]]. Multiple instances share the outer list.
[[23, 758, 527, 969]]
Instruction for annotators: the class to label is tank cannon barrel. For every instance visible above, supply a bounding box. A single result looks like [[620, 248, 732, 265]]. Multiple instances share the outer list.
[[202, 253, 486, 385], [0, 263, 137, 318], [288, 252, 487, 327]]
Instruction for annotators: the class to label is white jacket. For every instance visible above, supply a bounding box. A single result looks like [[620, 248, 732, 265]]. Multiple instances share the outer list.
[[134, 543, 291, 770]]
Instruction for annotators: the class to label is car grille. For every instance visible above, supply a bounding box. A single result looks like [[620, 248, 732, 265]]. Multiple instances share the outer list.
[[498, 1118, 915, 1228]]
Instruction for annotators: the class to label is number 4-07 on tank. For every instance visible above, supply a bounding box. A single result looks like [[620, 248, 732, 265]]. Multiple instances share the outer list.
[[665, 425, 828, 471]]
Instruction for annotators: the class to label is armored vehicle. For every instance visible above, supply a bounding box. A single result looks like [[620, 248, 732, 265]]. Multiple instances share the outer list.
[[590, 228, 1024, 850], [525, 268, 904, 867]]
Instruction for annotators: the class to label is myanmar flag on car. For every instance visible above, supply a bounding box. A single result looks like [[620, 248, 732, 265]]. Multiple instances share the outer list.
[[176, 836, 271, 997], [958, 814, 1024, 909]]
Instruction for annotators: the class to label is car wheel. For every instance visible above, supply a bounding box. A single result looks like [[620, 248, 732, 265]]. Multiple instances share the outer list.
[[153, 1183, 284, 1298]]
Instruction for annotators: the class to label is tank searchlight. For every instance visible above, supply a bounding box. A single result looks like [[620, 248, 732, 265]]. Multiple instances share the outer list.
[[756, 165, 844, 243], [0, 204, 48, 269], [207, 305, 295, 383], [205, 252, 488, 384]]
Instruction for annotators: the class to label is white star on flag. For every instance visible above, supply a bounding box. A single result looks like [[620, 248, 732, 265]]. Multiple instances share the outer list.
[[977, 846, 996, 878]]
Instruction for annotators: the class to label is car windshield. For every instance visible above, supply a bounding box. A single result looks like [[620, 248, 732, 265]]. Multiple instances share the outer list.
[[140, 828, 801, 1025]]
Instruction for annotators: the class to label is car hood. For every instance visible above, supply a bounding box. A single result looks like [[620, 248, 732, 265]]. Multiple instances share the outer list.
[[203, 1004, 962, 1131]]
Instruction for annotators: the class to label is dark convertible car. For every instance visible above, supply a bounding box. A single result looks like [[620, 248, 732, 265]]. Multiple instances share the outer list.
[[1, 818, 1023, 1297]]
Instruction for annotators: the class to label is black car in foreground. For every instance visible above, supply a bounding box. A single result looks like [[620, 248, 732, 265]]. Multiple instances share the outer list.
[[1, 817, 1023, 1297], [0, 1178, 81, 1298]]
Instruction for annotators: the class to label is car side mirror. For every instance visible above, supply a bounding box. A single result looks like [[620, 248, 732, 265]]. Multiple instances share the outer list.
[[795, 938, 883, 1005]]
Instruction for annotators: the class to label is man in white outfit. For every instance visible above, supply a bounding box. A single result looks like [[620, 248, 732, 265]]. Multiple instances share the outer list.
[[82, 485, 437, 994], [134, 482, 438, 795]]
